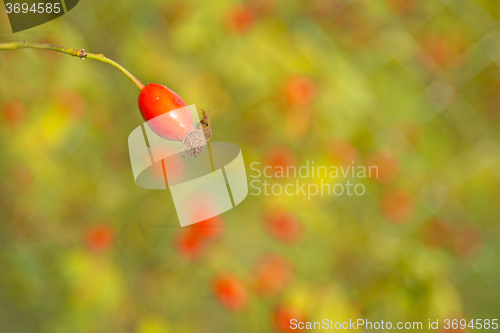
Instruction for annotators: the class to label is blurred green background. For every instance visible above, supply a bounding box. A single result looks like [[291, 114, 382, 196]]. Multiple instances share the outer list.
[[1, 0, 500, 332]]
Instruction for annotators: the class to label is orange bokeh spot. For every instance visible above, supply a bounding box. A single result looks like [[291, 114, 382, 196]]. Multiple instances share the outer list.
[[284, 77, 317, 106], [385, 0, 415, 15], [418, 33, 468, 70], [368, 151, 399, 183], [1, 100, 25, 126], [144, 149, 187, 186], [54, 89, 86, 120], [328, 138, 358, 166], [421, 218, 453, 249], [380, 189, 415, 224], [162, 152, 186, 184], [249, 0, 276, 16], [265, 146, 297, 170], [453, 225, 482, 258]]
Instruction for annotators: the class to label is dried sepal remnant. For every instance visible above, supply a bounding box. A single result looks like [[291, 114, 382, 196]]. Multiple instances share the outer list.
[[201, 109, 211, 127], [200, 109, 212, 141]]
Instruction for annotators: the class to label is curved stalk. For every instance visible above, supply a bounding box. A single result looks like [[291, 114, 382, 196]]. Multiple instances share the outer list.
[[0, 40, 144, 90]]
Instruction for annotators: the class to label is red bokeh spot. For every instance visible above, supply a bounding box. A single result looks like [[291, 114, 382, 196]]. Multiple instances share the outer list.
[[176, 229, 205, 260], [265, 211, 303, 244], [274, 306, 305, 332], [175, 209, 224, 260], [226, 5, 256, 34], [187, 216, 224, 241], [213, 274, 248, 311], [86, 225, 114, 252], [254, 254, 293, 296]]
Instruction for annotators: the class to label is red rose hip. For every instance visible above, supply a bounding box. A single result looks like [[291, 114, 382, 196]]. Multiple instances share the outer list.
[[138, 83, 205, 156]]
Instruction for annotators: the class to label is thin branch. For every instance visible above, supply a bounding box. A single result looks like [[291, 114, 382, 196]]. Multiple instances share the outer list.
[[0, 40, 145, 90]]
